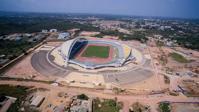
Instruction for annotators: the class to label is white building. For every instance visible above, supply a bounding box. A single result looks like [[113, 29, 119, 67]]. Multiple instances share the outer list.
[[49, 29, 57, 32], [41, 29, 48, 33], [30, 95, 45, 107], [58, 32, 70, 40], [59, 37, 133, 69]]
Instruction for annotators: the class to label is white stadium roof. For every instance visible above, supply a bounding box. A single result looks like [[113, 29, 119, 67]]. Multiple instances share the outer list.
[[60, 38, 77, 60], [59, 37, 134, 69]]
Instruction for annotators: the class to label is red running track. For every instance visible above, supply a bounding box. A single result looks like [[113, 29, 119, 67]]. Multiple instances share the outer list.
[[74, 44, 114, 64]]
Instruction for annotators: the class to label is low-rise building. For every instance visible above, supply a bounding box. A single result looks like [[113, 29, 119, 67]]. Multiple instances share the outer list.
[[0, 96, 17, 112], [42, 29, 48, 33], [50, 29, 57, 33], [30, 95, 45, 107], [70, 99, 92, 112], [0, 59, 9, 66], [58, 32, 70, 40]]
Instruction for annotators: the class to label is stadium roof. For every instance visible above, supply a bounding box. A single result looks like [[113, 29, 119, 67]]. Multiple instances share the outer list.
[[60, 37, 86, 61]]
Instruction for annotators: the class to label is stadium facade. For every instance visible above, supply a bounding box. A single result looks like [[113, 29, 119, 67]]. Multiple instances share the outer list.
[[59, 37, 134, 69]]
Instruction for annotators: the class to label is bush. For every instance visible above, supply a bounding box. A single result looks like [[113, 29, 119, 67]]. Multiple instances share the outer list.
[[130, 102, 150, 112], [159, 102, 171, 112], [77, 94, 89, 100]]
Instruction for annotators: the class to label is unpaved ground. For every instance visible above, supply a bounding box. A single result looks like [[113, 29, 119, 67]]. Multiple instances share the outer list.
[[31, 90, 72, 112], [121, 74, 168, 92], [4, 42, 65, 81], [4, 53, 51, 81], [0, 80, 198, 112], [172, 103, 199, 112]]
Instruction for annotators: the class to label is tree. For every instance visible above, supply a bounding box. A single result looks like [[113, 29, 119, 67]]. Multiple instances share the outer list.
[[77, 94, 89, 100]]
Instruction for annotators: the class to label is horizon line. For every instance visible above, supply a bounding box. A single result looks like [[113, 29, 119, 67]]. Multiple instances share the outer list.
[[0, 10, 199, 20]]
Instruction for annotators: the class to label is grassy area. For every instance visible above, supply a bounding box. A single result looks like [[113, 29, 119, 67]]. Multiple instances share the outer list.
[[81, 45, 110, 58], [93, 98, 121, 112], [0, 85, 31, 112], [159, 102, 171, 112], [169, 52, 189, 63]]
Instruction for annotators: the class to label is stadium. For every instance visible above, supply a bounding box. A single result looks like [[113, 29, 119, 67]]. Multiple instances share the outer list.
[[59, 37, 134, 69], [30, 36, 153, 88]]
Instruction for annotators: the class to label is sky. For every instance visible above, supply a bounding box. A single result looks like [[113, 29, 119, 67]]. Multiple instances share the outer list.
[[0, 0, 199, 19]]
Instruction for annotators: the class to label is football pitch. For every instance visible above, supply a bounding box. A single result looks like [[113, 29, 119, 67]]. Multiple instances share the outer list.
[[81, 45, 110, 58]]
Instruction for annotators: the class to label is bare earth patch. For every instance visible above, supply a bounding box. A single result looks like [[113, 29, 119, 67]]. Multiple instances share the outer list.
[[4, 52, 52, 81]]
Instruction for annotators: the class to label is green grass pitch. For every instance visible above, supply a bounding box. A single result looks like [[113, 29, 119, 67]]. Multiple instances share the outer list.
[[81, 45, 110, 58]]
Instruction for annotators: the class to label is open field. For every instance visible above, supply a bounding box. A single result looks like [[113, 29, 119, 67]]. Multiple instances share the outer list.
[[81, 45, 110, 58]]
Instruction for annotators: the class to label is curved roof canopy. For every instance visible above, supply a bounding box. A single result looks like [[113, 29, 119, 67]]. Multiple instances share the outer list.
[[60, 37, 86, 60]]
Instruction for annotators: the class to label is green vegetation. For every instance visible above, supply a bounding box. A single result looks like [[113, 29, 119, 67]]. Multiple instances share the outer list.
[[130, 102, 150, 112], [77, 94, 89, 100], [0, 13, 199, 50], [169, 52, 189, 63], [144, 29, 199, 50], [175, 35, 199, 50], [0, 17, 99, 35], [81, 45, 110, 58], [159, 102, 171, 112], [0, 77, 54, 84], [0, 85, 29, 98], [101, 30, 122, 37], [94, 33, 104, 38], [0, 39, 39, 60], [100, 30, 148, 43], [120, 31, 148, 43], [93, 98, 122, 112], [0, 85, 31, 112]]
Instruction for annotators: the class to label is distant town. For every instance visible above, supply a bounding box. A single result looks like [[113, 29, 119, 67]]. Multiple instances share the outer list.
[[0, 12, 199, 112]]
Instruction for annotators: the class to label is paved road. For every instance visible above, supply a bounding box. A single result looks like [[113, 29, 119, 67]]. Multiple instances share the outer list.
[[31, 50, 70, 77], [31, 50, 154, 85], [103, 57, 154, 85], [0, 80, 198, 112], [103, 68, 153, 85]]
